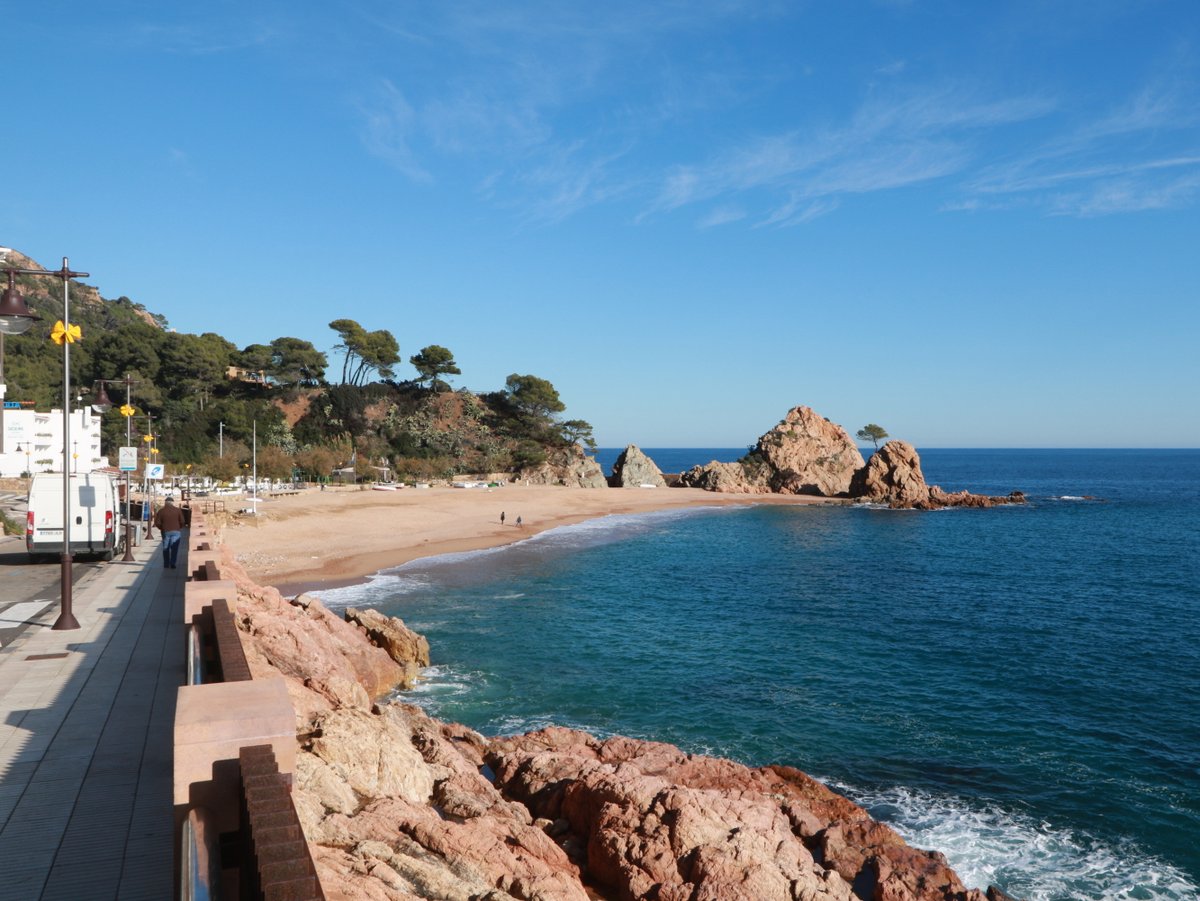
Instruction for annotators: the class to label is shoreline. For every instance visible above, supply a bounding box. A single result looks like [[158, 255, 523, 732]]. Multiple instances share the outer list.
[[212, 491, 1005, 901], [226, 484, 842, 596]]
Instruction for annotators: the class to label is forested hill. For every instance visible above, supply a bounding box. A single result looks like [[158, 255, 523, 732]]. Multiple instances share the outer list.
[[1, 248, 593, 482]]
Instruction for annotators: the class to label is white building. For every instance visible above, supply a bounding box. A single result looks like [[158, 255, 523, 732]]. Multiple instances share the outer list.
[[0, 404, 109, 477]]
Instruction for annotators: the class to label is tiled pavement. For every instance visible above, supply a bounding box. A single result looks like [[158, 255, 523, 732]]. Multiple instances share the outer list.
[[0, 539, 185, 901]]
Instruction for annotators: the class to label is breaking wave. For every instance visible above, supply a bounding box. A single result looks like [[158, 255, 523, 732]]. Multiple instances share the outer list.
[[830, 781, 1198, 900]]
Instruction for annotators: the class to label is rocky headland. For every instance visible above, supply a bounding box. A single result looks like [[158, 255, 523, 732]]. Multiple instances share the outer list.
[[678, 406, 1024, 509], [217, 544, 1017, 901]]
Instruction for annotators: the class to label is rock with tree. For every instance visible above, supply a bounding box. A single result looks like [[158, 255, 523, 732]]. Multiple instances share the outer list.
[[849, 439, 1026, 509], [856, 423, 889, 449]]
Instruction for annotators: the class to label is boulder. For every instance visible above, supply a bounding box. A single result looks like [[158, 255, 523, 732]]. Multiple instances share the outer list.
[[849, 441, 1026, 510], [308, 706, 435, 806], [678, 460, 760, 492], [518, 444, 608, 488], [848, 439, 933, 506], [345, 607, 430, 689], [232, 581, 408, 705], [609, 445, 667, 488], [299, 703, 587, 901]]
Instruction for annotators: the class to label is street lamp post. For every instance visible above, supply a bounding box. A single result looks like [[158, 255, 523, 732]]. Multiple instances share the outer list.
[[91, 376, 139, 562], [1, 258, 87, 631]]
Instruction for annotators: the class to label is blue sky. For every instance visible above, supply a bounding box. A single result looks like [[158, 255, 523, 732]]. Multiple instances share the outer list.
[[3, 1, 1198, 447]]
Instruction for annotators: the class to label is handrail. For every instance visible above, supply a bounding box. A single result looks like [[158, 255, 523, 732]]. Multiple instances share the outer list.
[[180, 806, 221, 901], [187, 623, 204, 685]]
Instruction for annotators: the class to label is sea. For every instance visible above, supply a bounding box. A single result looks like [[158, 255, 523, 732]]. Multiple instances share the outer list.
[[316, 448, 1200, 901]]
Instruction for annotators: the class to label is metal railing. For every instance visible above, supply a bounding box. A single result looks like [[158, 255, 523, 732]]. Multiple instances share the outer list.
[[180, 807, 221, 901], [187, 623, 204, 685]]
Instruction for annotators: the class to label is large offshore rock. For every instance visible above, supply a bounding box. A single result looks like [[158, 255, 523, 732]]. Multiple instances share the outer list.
[[753, 405, 865, 496], [848, 439, 933, 506], [849, 440, 1026, 509], [610, 444, 667, 488], [679, 405, 864, 496]]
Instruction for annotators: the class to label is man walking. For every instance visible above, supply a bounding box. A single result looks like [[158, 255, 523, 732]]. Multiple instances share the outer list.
[[152, 496, 186, 569]]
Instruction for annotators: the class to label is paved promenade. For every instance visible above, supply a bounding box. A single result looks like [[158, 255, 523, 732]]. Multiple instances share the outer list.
[[0, 538, 185, 901]]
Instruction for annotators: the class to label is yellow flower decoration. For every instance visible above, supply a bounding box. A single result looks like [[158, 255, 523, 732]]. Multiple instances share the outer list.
[[50, 321, 82, 345], [119, 404, 136, 418]]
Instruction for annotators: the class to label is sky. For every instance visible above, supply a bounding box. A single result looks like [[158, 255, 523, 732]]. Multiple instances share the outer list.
[[2, 0, 1198, 448]]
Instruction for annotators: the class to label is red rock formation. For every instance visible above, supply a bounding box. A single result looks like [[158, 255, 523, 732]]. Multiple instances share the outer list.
[[848, 441, 1026, 510], [487, 728, 989, 901], [680, 406, 865, 496], [345, 606, 430, 689]]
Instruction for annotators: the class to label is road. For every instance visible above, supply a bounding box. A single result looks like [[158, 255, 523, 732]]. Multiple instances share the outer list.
[[0, 490, 109, 647]]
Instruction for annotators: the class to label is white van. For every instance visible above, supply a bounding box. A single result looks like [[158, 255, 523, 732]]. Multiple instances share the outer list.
[[26, 471, 124, 561]]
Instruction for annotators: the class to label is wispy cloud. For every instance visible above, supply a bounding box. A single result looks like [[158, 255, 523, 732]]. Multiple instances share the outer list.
[[645, 87, 1053, 227], [359, 81, 432, 184], [352, 1, 785, 215], [962, 77, 1200, 216], [129, 18, 281, 55], [351, 3, 1198, 225], [698, 205, 748, 228]]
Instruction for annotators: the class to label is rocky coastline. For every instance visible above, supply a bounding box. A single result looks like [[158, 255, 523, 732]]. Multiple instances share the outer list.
[[675, 406, 1024, 510], [217, 543, 1019, 900]]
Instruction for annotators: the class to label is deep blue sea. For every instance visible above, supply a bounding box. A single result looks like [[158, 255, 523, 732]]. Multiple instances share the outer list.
[[318, 449, 1200, 901]]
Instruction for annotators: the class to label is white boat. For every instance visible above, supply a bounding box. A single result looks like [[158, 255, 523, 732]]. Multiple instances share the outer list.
[[371, 483, 399, 491]]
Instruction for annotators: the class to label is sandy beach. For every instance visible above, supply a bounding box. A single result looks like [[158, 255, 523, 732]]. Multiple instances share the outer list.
[[223, 484, 839, 594]]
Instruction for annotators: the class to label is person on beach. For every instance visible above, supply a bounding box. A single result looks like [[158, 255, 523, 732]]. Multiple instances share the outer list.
[[152, 496, 186, 569], [516, 515, 523, 528], [500, 511, 506, 525]]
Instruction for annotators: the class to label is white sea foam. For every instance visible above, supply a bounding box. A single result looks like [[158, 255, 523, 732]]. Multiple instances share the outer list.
[[313, 506, 731, 608], [392, 664, 486, 706], [828, 781, 1197, 900], [312, 571, 431, 608]]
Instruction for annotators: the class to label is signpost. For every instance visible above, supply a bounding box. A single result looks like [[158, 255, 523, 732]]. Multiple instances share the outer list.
[[118, 446, 137, 472]]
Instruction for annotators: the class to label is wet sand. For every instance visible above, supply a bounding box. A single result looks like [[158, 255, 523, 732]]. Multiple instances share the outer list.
[[223, 483, 839, 595]]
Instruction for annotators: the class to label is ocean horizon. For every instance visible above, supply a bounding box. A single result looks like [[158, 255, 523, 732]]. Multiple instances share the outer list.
[[316, 448, 1200, 900]]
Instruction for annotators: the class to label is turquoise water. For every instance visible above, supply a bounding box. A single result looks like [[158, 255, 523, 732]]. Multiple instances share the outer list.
[[319, 450, 1200, 900]]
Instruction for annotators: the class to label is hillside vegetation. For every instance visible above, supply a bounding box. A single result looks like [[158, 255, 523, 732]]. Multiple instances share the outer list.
[[2, 249, 593, 482]]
